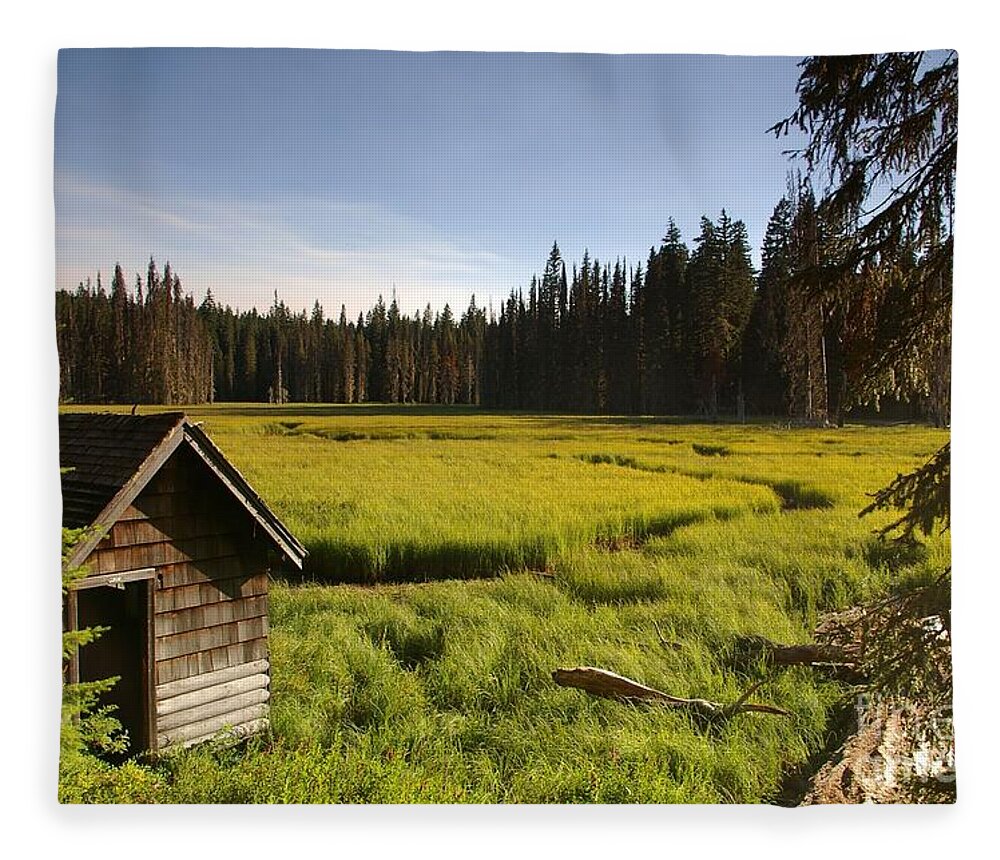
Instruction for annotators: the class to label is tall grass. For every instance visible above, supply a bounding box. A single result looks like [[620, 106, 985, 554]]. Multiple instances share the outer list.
[[70, 574, 841, 803], [100, 407, 941, 582], [58, 405, 949, 803]]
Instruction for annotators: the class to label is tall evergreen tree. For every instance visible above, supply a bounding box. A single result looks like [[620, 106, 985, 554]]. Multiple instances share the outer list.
[[772, 51, 955, 424], [743, 196, 793, 415]]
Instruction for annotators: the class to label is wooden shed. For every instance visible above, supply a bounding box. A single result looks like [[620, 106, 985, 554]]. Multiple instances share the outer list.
[[60, 412, 306, 753]]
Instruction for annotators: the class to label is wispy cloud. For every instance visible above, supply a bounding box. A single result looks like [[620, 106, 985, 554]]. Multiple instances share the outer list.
[[56, 174, 214, 232], [54, 171, 515, 316]]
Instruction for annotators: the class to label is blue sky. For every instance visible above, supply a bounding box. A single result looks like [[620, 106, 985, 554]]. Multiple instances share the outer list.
[[55, 49, 807, 317]]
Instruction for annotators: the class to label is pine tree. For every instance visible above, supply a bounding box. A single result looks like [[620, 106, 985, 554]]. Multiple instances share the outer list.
[[109, 264, 130, 402], [630, 263, 646, 413], [774, 53, 956, 767], [61, 525, 128, 779], [606, 259, 629, 413], [539, 242, 563, 409], [772, 51, 955, 421], [744, 196, 793, 415]]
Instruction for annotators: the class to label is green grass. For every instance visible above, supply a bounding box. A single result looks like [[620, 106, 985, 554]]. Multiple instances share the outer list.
[[58, 405, 949, 803], [67, 405, 944, 582]]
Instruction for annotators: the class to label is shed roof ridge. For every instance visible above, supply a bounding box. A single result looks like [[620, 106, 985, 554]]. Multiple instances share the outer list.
[[59, 410, 306, 571], [61, 414, 188, 568]]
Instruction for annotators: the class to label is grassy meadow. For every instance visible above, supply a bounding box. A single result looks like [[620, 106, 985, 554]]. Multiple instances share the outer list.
[[59, 405, 949, 803]]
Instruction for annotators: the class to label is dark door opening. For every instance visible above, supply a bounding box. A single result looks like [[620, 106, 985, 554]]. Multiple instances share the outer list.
[[75, 580, 153, 754]]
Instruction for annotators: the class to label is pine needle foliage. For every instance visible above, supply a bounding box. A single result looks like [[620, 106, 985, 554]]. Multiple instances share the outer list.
[[60, 520, 128, 782], [860, 442, 950, 541]]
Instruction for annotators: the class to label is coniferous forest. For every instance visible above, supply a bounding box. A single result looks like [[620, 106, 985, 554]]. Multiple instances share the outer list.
[[56, 185, 951, 426]]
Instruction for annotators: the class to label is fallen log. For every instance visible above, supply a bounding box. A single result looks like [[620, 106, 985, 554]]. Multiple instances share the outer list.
[[768, 643, 848, 666], [731, 634, 857, 668], [551, 666, 790, 718]]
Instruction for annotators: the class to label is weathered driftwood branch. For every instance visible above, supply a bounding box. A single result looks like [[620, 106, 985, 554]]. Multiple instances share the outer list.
[[551, 667, 790, 718]]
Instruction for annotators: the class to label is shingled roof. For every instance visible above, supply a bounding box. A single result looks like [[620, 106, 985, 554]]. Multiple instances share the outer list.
[[59, 412, 306, 570]]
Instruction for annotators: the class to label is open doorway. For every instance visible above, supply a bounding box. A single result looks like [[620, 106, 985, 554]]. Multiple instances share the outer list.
[[72, 578, 154, 754]]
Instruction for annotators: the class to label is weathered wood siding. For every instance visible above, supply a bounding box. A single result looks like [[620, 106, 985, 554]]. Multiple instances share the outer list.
[[84, 445, 272, 750]]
